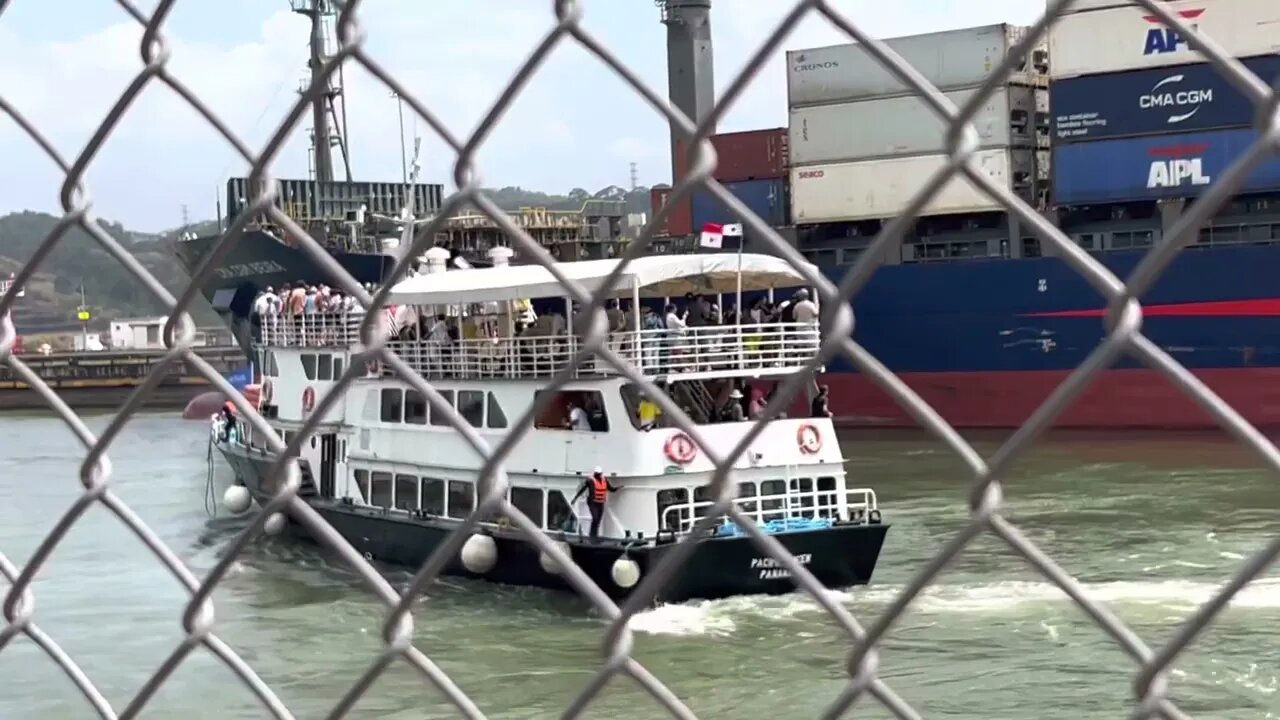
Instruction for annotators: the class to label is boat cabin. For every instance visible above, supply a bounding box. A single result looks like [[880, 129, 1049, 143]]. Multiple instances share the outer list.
[[242, 250, 877, 544]]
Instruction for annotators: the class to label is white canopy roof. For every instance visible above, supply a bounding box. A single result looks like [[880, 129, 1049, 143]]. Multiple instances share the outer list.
[[387, 253, 818, 305]]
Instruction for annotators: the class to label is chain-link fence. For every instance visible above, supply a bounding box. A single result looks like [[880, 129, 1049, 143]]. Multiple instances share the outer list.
[[2, 0, 1278, 717]]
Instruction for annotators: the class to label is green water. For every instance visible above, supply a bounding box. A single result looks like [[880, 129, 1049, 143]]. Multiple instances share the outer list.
[[0, 414, 1276, 718]]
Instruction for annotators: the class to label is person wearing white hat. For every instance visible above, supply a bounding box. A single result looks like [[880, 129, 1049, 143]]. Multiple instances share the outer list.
[[571, 466, 619, 541]]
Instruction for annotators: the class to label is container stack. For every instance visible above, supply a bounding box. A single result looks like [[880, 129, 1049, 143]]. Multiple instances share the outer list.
[[1049, 0, 1280, 206], [649, 128, 789, 237], [785, 24, 1050, 226]]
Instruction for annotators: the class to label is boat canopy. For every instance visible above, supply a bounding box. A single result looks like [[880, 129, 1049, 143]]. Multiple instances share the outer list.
[[385, 253, 816, 305]]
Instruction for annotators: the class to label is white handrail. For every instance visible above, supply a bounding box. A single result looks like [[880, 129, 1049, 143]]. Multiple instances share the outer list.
[[254, 312, 821, 379], [659, 488, 878, 536]]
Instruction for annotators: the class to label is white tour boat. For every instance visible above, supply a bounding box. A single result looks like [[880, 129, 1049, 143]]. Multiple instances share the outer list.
[[211, 249, 888, 603]]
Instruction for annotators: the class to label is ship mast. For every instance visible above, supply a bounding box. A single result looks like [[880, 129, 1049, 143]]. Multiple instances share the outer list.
[[290, 0, 352, 183]]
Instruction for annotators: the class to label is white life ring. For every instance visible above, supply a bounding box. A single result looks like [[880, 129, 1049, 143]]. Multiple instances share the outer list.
[[797, 423, 822, 454]]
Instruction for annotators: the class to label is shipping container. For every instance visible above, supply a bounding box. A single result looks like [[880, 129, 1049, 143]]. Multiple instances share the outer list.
[[225, 178, 444, 222], [673, 129, 789, 184], [1052, 55, 1280, 143], [789, 86, 1040, 166], [790, 149, 1036, 224], [690, 178, 790, 230], [1051, 126, 1280, 205], [707, 128, 788, 181], [786, 24, 1047, 107], [1055, 0, 1173, 13], [1050, 0, 1280, 79], [649, 186, 692, 237]]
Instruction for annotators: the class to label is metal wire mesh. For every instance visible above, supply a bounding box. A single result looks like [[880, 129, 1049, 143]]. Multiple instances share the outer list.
[[1, 0, 1278, 717]]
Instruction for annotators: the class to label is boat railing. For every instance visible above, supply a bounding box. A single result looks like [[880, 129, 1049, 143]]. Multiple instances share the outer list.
[[660, 488, 879, 536], [255, 312, 822, 379]]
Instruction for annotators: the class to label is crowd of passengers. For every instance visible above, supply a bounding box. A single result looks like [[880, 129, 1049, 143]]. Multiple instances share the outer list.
[[251, 283, 820, 370]]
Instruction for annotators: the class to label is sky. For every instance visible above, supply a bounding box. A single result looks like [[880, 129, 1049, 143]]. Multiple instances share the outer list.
[[0, 0, 1041, 232]]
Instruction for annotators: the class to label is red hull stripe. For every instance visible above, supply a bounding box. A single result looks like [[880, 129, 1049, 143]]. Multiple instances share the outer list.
[[1022, 298, 1280, 318]]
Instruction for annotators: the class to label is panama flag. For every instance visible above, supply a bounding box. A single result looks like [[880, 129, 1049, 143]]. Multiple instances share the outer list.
[[699, 222, 724, 249]]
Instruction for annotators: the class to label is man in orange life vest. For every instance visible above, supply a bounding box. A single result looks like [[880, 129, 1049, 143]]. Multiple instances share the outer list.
[[571, 466, 618, 540]]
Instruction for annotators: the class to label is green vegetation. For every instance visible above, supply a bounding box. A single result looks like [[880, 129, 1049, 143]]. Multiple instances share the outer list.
[[0, 185, 654, 329]]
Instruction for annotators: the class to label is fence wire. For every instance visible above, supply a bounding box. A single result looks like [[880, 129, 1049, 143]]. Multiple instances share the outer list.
[[1, 0, 1278, 717]]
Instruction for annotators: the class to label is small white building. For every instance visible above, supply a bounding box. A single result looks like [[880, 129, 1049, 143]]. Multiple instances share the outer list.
[[109, 317, 209, 350]]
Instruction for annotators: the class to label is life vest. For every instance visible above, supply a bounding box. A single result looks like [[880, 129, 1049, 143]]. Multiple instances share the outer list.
[[590, 475, 608, 503]]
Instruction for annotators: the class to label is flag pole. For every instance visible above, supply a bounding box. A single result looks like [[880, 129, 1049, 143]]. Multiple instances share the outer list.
[[735, 232, 744, 369]]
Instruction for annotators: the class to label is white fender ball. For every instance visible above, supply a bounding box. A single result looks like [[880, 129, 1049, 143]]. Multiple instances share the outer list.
[[539, 540, 572, 575], [460, 534, 498, 574], [223, 485, 251, 514], [263, 512, 286, 536], [611, 556, 641, 589]]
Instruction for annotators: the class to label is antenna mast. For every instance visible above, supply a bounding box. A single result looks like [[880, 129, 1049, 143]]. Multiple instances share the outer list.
[[290, 0, 351, 182]]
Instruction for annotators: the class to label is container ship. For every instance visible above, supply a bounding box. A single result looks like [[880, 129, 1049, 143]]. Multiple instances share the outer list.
[[176, 0, 1280, 430]]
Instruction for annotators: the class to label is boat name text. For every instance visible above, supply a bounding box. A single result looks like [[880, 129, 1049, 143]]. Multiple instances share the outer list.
[[214, 260, 289, 280], [751, 553, 812, 580]]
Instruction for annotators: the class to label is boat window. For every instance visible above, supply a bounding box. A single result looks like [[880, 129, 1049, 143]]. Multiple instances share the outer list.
[[317, 354, 333, 381], [817, 476, 837, 517], [395, 474, 418, 511], [547, 490, 573, 532], [533, 390, 609, 431], [486, 392, 507, 429], [333, 356, 344, 378], [380, 389, 403, 422], [420, 478, 445, 515], [447, 480, 474, 519], [738, 481, 758, 515], [404, 390, 427, 425], [266, 351, 279, 377], [693, 485, 714, 518], [370, 471, 393, 508], [458, 390, 485, 427], [429, 390, 456, 427], [510, 487, 544, 528], [620, 383, 665, 430], [760, 479, 786, 515], [656, 488, 689, 532], [354, 469, 370, 503], [301, 353, 317, 380], [790, 477, 814, 509]]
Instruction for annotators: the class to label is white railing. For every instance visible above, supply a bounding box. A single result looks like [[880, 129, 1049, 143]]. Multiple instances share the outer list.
[[660, 488, 879, 536], [255, 312, 822, 379]]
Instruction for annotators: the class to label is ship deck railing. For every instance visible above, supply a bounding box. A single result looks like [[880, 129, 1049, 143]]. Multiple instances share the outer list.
[[660, 488, 879, 537], [256, 314, 822, 381]]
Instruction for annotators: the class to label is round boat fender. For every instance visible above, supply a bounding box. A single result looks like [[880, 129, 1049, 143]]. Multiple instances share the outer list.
[[223, 484, 251, 514], [302, 386, 316, 413], [797, 423, 822, 454], [611, 556, 641, 589], [261, 379, 274, 405], [460, 534, 498, 574], [664, 432, 697, 465], [868, 509, 882, 524], [263, 512, 286, 535]]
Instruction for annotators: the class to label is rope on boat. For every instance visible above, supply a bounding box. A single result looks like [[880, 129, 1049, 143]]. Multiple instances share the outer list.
[[204, 432, 218, 518]]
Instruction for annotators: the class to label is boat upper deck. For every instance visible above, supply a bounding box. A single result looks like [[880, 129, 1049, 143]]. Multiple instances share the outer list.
[[253, 253, 826, 381]]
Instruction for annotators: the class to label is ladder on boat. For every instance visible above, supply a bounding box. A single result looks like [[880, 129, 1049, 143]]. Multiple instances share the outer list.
[[672, 379, 718, 423]]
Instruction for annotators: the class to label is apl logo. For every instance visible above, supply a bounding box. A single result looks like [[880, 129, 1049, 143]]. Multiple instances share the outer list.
[[1142, 9, 1205, 55], [1146, 142, 1211, 189], [1139, 73, 1213, 124]]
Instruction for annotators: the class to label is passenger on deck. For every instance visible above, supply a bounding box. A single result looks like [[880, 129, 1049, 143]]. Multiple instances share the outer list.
[[565, 399, 592, 431], [571, 466, 618, 540], [792, 289, 818, 325], [811, 384, 832, 418], [637, 391, 661, 430], [220, 400, 236, 442], [722, 389, 745, 422]]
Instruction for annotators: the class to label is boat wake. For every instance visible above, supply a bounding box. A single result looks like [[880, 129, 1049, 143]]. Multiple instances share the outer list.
[[629, 577, 1280, 637]]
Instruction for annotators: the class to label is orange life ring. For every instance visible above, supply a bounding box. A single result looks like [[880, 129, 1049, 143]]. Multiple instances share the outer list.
[[302, 386, 316, 413], [797, 423, 822, 454], [664, 432, 697, 464]]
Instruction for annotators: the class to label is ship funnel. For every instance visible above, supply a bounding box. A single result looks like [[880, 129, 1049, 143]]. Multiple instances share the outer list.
[[422, 246, 451, 274], [488, 246, 514, 267]]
